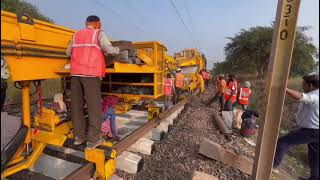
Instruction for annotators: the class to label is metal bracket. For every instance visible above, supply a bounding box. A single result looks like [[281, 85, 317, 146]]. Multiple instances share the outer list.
[[16, 13, 34, 25]]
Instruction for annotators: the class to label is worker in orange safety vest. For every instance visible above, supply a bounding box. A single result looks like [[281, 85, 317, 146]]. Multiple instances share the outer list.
[[174, 68, 185, 104], [66, 15, 120, 149], [207, 74, 227, 112], [238, 81, 252, 110], [224, 74, 238, 111], [163, 73, 174, 110]]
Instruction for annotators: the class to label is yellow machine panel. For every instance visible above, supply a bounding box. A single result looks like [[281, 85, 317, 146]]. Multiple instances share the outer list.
[[1, 10, 74, 81], [1, 10, 168, 110], [1, 10, 205, 179], [172, 48, 206, 92], [101, 41, 166, 101]]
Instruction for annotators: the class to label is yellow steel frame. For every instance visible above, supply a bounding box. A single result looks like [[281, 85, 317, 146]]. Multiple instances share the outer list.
[[1, 80, 117, 180], [147, 105, 162, 121], [1, 11, 116, 179], [187, 74, 205, 93], [1, 142, 46, 178], [56, 42, 167, 103], [1, 10, 73, 81], [85, 142, 116, 180], [166, 48, 206, 93], [1, 10, 203, 179]]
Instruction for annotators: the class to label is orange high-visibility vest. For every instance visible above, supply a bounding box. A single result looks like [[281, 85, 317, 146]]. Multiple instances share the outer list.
[[71, 28, 105, 77], [175, 73, 184, 89], [238, 87, 251, 105], [163, 78, 173, 96], [224, 80, 238, 103]]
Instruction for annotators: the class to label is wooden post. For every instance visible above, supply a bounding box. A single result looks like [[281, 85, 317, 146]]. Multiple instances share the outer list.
[[252, 0, 301, 179]]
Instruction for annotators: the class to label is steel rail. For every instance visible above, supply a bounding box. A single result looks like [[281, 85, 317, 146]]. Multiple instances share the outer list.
[[64, 98, 188, 180]]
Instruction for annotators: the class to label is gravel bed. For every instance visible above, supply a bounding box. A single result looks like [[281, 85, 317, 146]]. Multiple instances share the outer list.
[[117, 84, 256, 180]]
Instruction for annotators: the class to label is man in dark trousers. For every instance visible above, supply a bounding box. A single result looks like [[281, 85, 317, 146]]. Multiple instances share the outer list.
[[207, 74, 226, 112], [66, 15, 119, 148], [273, 74, 319, 180]]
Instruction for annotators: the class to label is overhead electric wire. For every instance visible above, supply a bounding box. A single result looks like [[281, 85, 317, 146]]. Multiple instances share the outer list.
[[184, 0, 193, 29], [169, 0, 200, 49], [183, 0, 204, 55], [122, 0, 146, 25], [183, 0, 202, 50], [120, 0, 155, 37], [92, 0, 150, 35]]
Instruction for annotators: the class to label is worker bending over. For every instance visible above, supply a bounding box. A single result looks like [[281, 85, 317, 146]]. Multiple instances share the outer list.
[[273, 74, 319, 180], [207, 74, 226, 112], [163, 73, 174, 110], [66, 15, 119, 148], [224, 74, 238, 111], [238, 81, 252, 110]]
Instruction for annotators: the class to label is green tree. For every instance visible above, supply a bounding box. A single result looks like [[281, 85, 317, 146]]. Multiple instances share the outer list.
[[291, 27, 319, 77], [1, 0, 53, 23], [222, 25, 318, 79], [212, 61, 226, 75]]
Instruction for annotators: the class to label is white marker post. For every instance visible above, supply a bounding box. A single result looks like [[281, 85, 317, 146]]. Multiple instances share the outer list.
[[252, 0, 301, 179]]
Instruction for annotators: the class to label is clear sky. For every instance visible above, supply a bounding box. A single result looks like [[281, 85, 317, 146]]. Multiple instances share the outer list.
[[26, 0, 319, 69]]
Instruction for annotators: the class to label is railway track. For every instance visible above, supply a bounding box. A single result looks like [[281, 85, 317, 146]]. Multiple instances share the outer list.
[[5, 98, 188, 180], [64, 99, 188, 179]]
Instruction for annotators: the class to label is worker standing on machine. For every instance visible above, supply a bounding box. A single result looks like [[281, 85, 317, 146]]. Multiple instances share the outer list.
[[174, 68, 184, 103], [66, 15, 119, 148], [164, 73, 174, 110], [238, 81, 252, 110]]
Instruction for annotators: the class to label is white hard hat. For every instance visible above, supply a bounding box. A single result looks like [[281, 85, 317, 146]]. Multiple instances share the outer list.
[[244, 81, 251, 88]]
